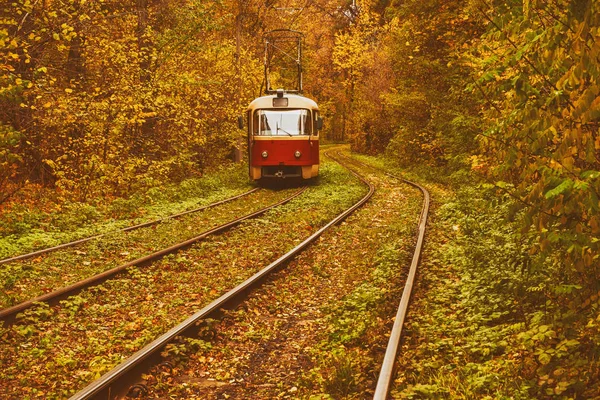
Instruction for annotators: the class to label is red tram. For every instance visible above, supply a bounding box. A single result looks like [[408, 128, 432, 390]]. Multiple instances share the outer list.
[[243, 89, 322, 180], [238, 29, 321, 180]]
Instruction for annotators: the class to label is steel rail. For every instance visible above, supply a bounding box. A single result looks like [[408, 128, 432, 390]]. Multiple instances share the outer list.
[[0, 187, 300, 325], [342, 153, 430, 400], [0, 188, 260, 266], [69, 151, 375, 400]]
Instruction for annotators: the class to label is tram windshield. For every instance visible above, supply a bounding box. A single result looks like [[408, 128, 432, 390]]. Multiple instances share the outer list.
[[254, 109, 312, 136]]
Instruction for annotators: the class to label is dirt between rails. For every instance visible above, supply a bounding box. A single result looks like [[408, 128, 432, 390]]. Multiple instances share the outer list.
[[0, 188, 297, 309], [0, 160, 365, 399], [138, 157, 424, 399]]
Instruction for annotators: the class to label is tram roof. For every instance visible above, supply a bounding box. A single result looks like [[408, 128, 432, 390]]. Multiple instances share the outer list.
[[248, 93, 319, 111]]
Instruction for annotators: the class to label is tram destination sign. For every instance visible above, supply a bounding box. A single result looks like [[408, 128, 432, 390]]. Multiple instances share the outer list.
[[273, 97, 289, 107]]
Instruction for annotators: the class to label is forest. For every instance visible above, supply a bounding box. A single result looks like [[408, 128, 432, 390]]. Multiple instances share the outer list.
[[1, 0, 600, 398]]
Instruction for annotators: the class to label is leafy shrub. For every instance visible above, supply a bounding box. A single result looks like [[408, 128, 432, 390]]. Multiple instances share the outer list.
[[52, 203, 101, 230], [401, 182, 600, 398]]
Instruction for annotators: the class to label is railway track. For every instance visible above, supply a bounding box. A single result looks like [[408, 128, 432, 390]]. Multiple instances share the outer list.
[[339, 153, 430, 400], [0, 187, 304, 312], [138, 151, 429, 400], [0, 187, 304, 325], [3, 151, 427, 399], [67, 151, 374, 399], [0, 187, 260, 266]]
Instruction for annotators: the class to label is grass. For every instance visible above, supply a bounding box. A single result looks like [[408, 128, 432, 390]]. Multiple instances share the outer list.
[[0, 163, 252, 260]]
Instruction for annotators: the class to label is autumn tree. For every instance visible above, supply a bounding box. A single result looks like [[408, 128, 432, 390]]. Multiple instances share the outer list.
[[0, 0, 263, 201]]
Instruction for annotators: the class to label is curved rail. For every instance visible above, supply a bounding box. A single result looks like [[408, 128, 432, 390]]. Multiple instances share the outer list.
[[69, 151, 375, 400], [343, 154, 430, 400], [0, 188, 260, 266], [0, 187, 300, 325]]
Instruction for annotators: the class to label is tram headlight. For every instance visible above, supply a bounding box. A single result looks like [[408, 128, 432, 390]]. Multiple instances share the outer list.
[[294, 150, 302, 159], [261, 150, 268, 159]]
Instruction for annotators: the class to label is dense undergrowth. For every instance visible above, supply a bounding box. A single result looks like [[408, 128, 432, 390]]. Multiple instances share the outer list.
[[355, 152, 600, 399], [429, 184, 599, 399]]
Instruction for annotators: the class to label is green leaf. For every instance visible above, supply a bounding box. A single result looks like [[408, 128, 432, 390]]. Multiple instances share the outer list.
[[538, 352, 552, 365], [544, 179, 573, 199], [580, 170, 600, 180]]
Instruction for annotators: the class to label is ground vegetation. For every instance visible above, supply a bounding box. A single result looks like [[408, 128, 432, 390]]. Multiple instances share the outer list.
[[0, 186, 298, 308]]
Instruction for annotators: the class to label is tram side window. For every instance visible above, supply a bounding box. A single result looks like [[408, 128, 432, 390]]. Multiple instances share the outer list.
[[302, 112, 312, 135], [252, 111, 259, 135]]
